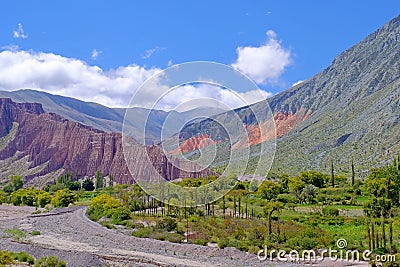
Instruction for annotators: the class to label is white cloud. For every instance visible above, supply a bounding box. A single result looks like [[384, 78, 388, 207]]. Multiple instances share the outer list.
[[153, 83, 272, 111], [0, 50, 271, 110], [91, 49, 102, 60], [232, 30, 291, 84], [0, 50, 159, 107], [13, 23, 28, 39], [292, 80, 304, 87], [142, 46, 165, 59]]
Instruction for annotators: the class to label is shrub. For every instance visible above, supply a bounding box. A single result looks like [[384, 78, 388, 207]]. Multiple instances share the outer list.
[[37, 192, 52, 208], [3, 228, 26, 241], [51, 189, 77, 207], [109, 206, 131, 225], [0, 250, 13, 265], [82, 179, 95, 191], [11, 251, 34, 264], [322, 206, 340, 216], [0, 190, 6, 204], [191, 238, 208, 246], [34, 255, 66, 267], [31, 230, 41, 236], [150, 232, 183, 243], [156, 217, 177, 232], [88, 194, 121, 221], [218, 238, 229, 249], [66, 181, 81, 191], [132, 227, 154, 238]]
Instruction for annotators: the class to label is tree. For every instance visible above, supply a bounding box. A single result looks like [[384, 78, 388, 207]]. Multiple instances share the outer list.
[[289, 176, 305, 203], [257, 181, 280, 200], [66, 181, 81, 191], [109, 173, 114, 187], [330, 160, 335, 187], [264, 201, 284, 239], [10, 175, 23, 191], [95, 171, 104, 189], [51, 189, 78, 207], [351, 159, 355, 186], [299, 171, 327, 188], [82, 179, 95, 191], [302, 184, 318, 204]]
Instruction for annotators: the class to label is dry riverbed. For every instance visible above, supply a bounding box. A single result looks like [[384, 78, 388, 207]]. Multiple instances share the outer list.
[[0, 204, 368, 267]]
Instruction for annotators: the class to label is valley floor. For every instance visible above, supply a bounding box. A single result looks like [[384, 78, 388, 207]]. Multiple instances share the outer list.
[[0, 204, 368, 267]]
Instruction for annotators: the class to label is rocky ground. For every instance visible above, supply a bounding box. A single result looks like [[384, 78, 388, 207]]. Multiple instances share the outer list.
[[0, 204, 368, 267]]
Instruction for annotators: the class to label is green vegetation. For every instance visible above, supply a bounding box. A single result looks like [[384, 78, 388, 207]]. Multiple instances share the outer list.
[[11, 251, 35, 265], [3, 228, 26, 242], [1, 155, 399, 266], [0, 250, 65, 266], [0, 251, 13, 266], [81, 156, 400, 266], [50, 189, 78, 207], [34, 256, 66, 267]]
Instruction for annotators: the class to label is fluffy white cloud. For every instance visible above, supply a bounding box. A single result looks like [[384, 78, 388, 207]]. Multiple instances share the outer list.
[[13, 23, 28, 39], [0, 49, 272, 110], [232, 30, 291, 84], [0, 50, 159, 107], [154, 83, 271, 111], [91, 49, 102, 60]]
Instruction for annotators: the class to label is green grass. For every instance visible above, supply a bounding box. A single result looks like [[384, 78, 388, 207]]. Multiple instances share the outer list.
[[3, 228, 26, 241]]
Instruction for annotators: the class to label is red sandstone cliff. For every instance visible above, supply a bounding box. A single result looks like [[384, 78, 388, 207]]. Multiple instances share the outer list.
[[0, 98, 212, 184]]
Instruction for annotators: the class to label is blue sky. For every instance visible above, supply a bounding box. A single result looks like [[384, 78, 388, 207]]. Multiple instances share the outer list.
[[0, 1, 399, 108]]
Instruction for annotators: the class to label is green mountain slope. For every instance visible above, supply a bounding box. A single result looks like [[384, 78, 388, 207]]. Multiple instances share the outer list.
[[175, 14, 400, 177]]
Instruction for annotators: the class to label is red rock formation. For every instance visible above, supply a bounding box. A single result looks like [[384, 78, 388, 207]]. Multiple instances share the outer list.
[[0, 98, 212, 184], [171, 134, 219, 155], [174, 108, 312, 152]]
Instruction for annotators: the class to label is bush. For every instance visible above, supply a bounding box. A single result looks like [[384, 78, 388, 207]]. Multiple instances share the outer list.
[[11, 251, 35, 264], [109, 206, 131, 225], [191, 238, 208, 246], [31, 230, 41, 236], [34, 255, 66, 267], [66, 181, 81, 191], [322, 206, 340, 216], [37, 192, 52, 208], [218, 238, 229, 249], [82, 179, 95, 191], [150, 232, 183, 243], [132, 227, 154, 238], [51, 189, 78, 207], [0, 250, 13, 265], [276, 193, 296, 204], [156, 217, 177, 232], [3, 228, 26, 241], [88, 194, 121, 221], [0, 190, 6, 204]]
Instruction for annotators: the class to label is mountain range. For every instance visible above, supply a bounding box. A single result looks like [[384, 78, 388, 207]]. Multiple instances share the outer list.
[[0, 14, 400, 184], [171, 14, 400, 177], [0, 98, 212, 186]]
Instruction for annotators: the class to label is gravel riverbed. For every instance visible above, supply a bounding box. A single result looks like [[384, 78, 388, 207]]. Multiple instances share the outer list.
[[0, 205, 367, 267]]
